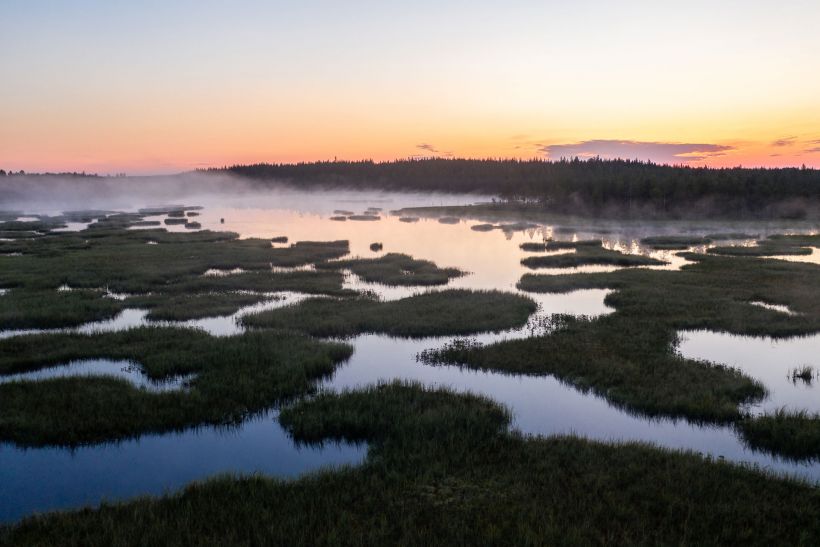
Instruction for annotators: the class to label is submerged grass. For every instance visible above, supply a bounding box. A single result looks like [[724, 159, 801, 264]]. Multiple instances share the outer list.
[[241, 290, 536, 338], [5, 383, 820, 546]]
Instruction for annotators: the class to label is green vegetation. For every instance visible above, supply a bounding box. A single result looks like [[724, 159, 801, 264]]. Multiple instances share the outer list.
[[521, 242, 666, 269], [126, 292, 271, 321], [348, 214, 380, 221], [369, 242, 383, 251], [0, 289, 124, 329], [316, 253, 464, 286], [519, 239, 601, 252], [709, 233, 820, 257], [0, 227, 350, 293], [791, 365, 815, 384], [6, 383, 820, 545], [739, 409, 820, 460], [509, 249, 820, 454], [270, 236, 288, 243], [241, 290, 536, 338], [0, 328, 352, 446], [470, 223, 495, 231], [421, 316, 764, 422], [640, 235, 711, 250]]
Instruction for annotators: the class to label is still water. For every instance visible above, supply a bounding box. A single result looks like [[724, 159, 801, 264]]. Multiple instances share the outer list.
[[1, 189, 819, 523]]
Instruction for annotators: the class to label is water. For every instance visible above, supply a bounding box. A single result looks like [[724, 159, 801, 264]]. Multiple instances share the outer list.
[[1, 188, 819, 523]]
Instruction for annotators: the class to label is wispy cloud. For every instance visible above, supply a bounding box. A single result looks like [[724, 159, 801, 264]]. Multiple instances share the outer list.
[[771, 136, 797, 147], [414, 143, 453, 158], [805, 147, 820, 154], [540, 140, 734, 164]]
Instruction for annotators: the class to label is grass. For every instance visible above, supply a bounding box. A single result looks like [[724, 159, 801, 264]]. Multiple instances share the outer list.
[[0, 225, 355, 327], [640, 235, 711, 250], [0, 327, 352, 446], [421, 315, 765, 422], [791, 365, 815, 384], [316, 253, 464, 286], [241, 289, 536, 338], [0, 227, 350, 294], [738, 409, 820, 460], [126, 292, 271, 321], [5, 383, 820, 545], [510, 249, 820, 453], [709, 233, 820, 257], [0, 289, 124, 329], [520, 239, 601, 252], [521, 243, 666, 269]]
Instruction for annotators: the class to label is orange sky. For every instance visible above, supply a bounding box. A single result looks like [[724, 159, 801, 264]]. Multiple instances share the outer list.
[[2, 1, 819, 174]]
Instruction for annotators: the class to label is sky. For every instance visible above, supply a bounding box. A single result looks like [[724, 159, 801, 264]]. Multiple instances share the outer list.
[[1, 0, 820, 175]]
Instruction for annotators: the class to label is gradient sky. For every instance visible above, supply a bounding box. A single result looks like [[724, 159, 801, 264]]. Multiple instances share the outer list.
[[2, 0, 820, 174]]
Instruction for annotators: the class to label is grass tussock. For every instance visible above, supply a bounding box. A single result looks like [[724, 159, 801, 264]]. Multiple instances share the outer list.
[[0, 289, 124, 329], [316, 253, 464, 287], [739, 409, 820, 460], [241, 289, 536, 338], [521, 242, 666, 269]]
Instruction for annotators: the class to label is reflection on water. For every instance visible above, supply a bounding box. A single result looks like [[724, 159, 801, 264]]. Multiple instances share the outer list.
[[1, 189, 819, 523], [678, 331, 820, 415], [0, 359, 192, 392]]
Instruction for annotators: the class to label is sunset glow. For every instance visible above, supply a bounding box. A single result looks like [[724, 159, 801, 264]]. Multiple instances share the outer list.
[[2, 0, 820, 174]]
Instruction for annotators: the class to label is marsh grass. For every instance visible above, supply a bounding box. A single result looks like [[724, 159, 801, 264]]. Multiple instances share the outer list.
[[241, 290, 536, 337], [739, 409, 820, 460], [126, 292, 271, 321], [0, 289, 124, 329], [316, 253, 464, 287], [6, 383, 820, 545], [511, 249, 820, 452], [791, 365, 815, 384], [709, 233, 820, 257], [421, 315, 765, 422], [0, 327, 352, 446], [521, 243, 666, 268]]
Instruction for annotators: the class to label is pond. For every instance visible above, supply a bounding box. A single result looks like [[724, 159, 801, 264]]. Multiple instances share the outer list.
[[1, 188, 819, 523]]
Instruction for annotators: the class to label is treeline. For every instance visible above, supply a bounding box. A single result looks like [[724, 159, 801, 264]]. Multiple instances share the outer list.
[[0, 170, 100, 178], [203, 158, 820, 219]]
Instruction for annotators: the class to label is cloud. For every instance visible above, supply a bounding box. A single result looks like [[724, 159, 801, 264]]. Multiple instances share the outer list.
[[805, 147, 820, 154], [540, 140, 734, 164], [414, 143, 453, 158], [771, 136, 797, 147]]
